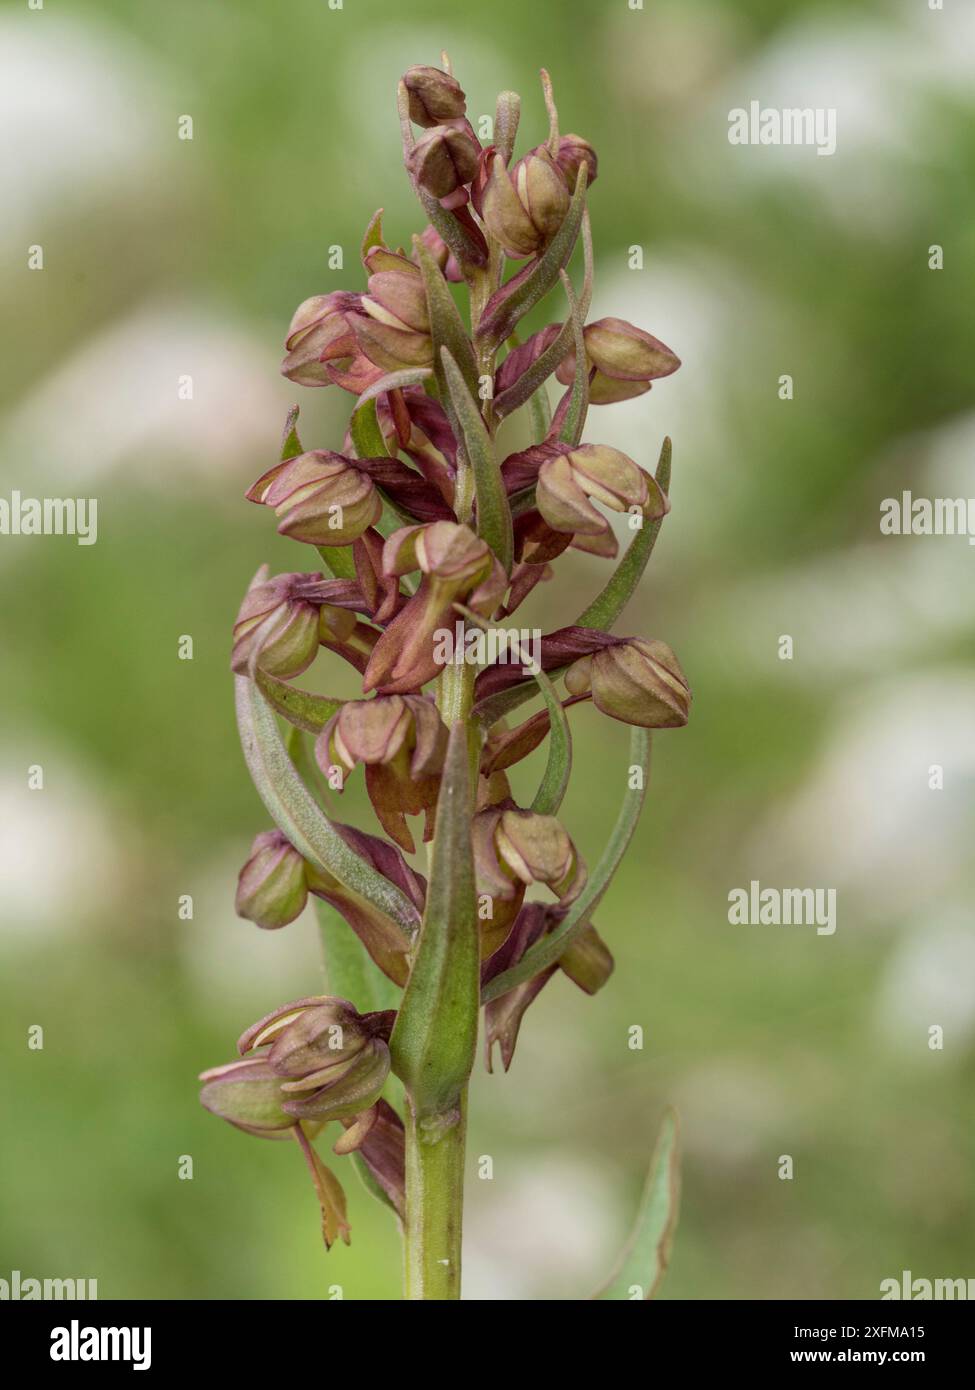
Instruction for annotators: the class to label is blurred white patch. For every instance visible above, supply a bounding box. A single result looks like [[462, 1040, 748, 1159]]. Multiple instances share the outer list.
[[677, 1060, 792, 1170], [874, 917, 975, 1059], [0, 11, 170, 236], [679, 2, 975, 229], [464, 1155, 617, 1301], [603, 0, 744, 113], [0, 301, 283, 492], [179, 849, 325, 1025], [0, 749, 123, 938], [700, 536, 975, 687], [754, 674, 975, 921]]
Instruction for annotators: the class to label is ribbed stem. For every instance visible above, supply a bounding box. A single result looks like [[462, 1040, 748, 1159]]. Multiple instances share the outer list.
[[403, 1091, 468, 1300]]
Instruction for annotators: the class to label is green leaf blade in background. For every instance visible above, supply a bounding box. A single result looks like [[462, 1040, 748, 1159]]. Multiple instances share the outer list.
[[592, 1109, 681, 1300]]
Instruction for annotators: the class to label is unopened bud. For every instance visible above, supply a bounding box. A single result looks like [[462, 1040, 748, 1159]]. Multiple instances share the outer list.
[[317, 695, 447, 853], [556, 317, 680, 405], [535, 444, 666, 544], [198, 1057, 295, 1137], [480, 149, 569, 260], [246, 451, 382, 546], [565, 638, 691, 728], [555, 134, 598, 190], [406, 124, 480, 199], [403, 65, 467, 127], [231, 573, 324, 678], [235, 829, 309, 929]]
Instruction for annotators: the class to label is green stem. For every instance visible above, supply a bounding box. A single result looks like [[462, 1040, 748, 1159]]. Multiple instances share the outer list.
[[403, 1091, 468, 1300]]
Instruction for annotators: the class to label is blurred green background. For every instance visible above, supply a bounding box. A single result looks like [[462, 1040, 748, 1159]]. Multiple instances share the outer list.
[[2, 0, 974, 1300]]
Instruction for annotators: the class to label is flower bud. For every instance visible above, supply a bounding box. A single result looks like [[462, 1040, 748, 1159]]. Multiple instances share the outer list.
[[406, 124, 480, 199], [555, 133, 598, 190], [317, 695, 448, 853], [246, 451, 382, 546], [564, 637, 691, 728], [235, 829, 308, 930], [480, 148, 569, 260], [494, 809, 586, 899], [198, 1057, 296, 1138], [473, 805, 586, 955], [280, 292, 359, 387], [363, 523, 507, 694], [231, 572, 328, 678], [415, 224, 463, 283], [348, 310, 434, 374], [235, 995, 394, 1124], [558, 924, 614, 994], [535, 443, 667, 546], [362, 250, 430, 335], [403, 65, 467, 127], [556, 317, 681, 405]]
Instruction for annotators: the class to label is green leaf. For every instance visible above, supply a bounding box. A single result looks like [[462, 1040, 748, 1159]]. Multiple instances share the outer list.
[[555, 269, 589, 446], [349, 395, 391, 460], [525, 382, 552, 444], [592, 1109, 681, 1300], [361, 208, 385, 266], [575, 437, 672, 630], [481, 727, 651, 1001], [280, 404, 302, 460], [235, 675, 419, 939], [354, 368, 434, 421], [389, 721, 479, 1122], [316, 544, 357, 580], [255, 669, 343, 733], [440, 346, 513, 574], [476, 163, 589, 348], [528, 667, 571, 816], [314, 898, 400, 1014], [413, 235, 479, 399]]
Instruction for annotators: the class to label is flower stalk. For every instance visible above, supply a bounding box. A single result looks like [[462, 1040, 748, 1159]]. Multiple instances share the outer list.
[[201, 53, 689, 1302]]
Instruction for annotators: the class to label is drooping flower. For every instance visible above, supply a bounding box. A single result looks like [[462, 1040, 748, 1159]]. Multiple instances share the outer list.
[[564, 637, 691, 728], [316, 695, 448, 854], [478, 147, 570, 259], [555, 317, 680, 405], [363, 522, 507, 694], [472, 805, 587, 956], [246, 452, 382, 546]]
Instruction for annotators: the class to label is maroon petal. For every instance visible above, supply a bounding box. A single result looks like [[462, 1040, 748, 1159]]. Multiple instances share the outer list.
[[494, 324, 562, 397], [474, 625, 618, 703], [354, 456, 456, 523]]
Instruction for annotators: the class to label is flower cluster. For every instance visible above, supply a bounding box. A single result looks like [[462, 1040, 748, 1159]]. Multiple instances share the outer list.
[[202, 56, 690, 1274]]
